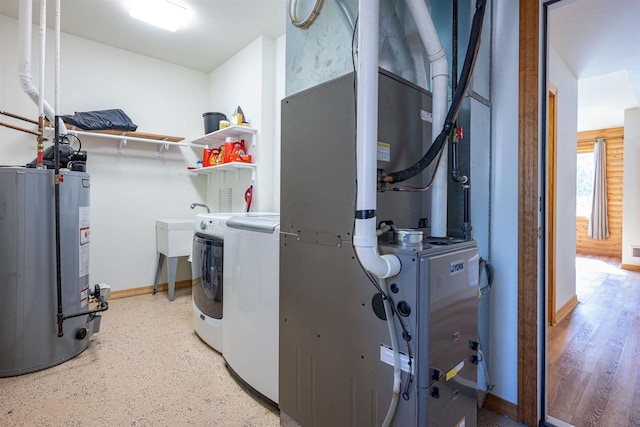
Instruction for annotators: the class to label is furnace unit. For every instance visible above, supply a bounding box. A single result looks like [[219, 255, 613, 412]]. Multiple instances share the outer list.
[[280, 70, 479, 426]]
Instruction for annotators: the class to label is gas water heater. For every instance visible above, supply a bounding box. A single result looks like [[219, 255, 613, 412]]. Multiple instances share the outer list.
[[0, 167, 105, 377]]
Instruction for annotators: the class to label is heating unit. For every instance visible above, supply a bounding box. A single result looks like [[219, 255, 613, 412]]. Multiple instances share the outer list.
[[280, 70, 480, 426]]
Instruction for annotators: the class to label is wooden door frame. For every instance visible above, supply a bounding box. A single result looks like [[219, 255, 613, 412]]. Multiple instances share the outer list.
[[519, 1, 544, 426], [519, 1, 570, 426], [547, 83, 558, 326]]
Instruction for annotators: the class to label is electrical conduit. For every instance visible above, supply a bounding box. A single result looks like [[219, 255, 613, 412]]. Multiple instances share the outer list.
[[404, 0, 449, 238], [353, 0, 400, 280]]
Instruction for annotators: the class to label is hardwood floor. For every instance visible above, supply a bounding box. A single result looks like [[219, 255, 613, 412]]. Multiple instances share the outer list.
[[548, 256, 640, 426]]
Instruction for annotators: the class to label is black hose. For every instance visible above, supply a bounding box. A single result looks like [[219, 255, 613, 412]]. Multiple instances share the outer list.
[[381, 0, 487, 184], [54, 115, 64, 337]]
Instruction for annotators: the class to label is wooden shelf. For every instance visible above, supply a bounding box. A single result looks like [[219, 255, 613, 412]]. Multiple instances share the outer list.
[[52, 122, 185, 142], [45, 123, 187, 156], [191, 125, 257, 146], [75, 128, 185, 142]]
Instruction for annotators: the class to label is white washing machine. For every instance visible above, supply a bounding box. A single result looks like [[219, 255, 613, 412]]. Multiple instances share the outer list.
[[192, 213, 236, 353], [222, 214, 280, 404]]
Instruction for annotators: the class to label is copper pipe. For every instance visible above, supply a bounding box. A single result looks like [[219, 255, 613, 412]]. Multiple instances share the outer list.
[[36, 115, 44, 168], [0, 120, 39, 136], [0, 110, 38, 125]]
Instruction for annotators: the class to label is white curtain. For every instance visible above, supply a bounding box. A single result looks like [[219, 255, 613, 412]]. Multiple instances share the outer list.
[[588, 138, 609, 240]]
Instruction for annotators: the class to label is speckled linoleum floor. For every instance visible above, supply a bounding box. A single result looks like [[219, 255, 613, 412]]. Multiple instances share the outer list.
[[0, 288, 520, 426]]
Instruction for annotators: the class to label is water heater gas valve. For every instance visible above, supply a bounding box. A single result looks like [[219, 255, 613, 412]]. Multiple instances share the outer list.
[[90, 283, 111, 300]]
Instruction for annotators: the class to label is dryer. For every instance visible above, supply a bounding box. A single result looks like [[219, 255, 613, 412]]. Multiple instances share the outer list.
[[222, 214, 280, 404]]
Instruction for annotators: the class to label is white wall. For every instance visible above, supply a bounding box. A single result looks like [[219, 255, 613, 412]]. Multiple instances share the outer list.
[[0, 15, 209, 292], [274, 34, 286, 212], [489, 0, 519, 405], [548, 46, 578, 311], [205, 36, 280, 214], [623, 107, 640, 266]]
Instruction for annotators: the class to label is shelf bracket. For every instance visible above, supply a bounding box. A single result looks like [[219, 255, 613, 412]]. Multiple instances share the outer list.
[[118, 138, 127, 154], [157, 143, 169, 157]]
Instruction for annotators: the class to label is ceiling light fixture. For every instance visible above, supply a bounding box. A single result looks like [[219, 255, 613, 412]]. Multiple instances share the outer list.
[[129, 0, 188, 32]]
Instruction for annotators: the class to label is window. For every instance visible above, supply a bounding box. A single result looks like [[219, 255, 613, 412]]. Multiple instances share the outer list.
[[576, 151, 594, 217]]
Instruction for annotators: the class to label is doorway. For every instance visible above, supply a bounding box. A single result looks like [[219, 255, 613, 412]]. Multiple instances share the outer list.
[[545, 1, 638, 426], [517, 0, 636, 426]]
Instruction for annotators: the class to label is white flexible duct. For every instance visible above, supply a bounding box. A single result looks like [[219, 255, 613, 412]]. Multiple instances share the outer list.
[[404, 0, 449, 238], [353, 0, 400, 280], [18, 0, 65, 132]]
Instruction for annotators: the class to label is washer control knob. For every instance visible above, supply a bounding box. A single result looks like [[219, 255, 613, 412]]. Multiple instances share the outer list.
[[200, 221, 207, 230]]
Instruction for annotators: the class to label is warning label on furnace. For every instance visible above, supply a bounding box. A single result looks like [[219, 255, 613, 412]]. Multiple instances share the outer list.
[[379, 344, 413, 374], [377, 142, 391, 162]]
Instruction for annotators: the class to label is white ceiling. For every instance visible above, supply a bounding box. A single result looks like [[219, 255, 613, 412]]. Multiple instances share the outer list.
[[549, 0, 640, 131], [0, 0, 287, 73], [4, 0, 637, 131]]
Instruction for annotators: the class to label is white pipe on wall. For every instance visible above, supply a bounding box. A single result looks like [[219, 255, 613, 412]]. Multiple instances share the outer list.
[[38, 0, 46, 118], [18, 0, 66, 132], [405, 0, 449, 238], [353, 0, 400, 279], [55, 0, 60, 115]]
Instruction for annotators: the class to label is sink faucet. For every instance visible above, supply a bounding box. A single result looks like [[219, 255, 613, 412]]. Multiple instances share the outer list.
[[190, 203, 210, 213]]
